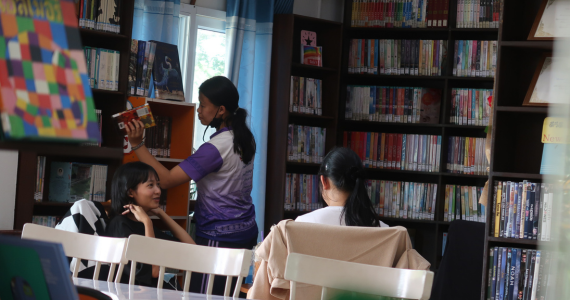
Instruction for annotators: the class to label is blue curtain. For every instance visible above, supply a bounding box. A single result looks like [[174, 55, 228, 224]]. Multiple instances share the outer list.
[[226, 0, 292, 239], [132, 0, 181, 45]]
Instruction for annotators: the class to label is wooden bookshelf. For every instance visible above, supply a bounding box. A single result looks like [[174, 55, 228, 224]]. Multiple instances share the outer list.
[[12, 1, 136, 230]]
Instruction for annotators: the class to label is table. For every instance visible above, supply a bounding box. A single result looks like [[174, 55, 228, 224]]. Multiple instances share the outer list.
[[73, 278, 249, 300]]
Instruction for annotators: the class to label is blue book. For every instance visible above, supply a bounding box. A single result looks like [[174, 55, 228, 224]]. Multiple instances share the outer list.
[[48, 162, 73, 202], [508, 248, 517, 299], [505, 248, 512, 300], [497, 247, 507, 300], [513, 248, 522, 299], [526, 183, 536, 240], [402, 134, 407, 170], [515, 182, 523, 238], [540, 144, 565, 175], [374, 40, 379, 74], [490, 247, 499, 300]]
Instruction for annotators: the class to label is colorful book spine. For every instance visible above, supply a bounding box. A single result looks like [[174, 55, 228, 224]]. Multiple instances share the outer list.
[[289, 76, 322, 115], [446, 136, 488, 175], [285, 173, 324, 212], [83, 47, 120, 91], [287, 125, 326, 164]]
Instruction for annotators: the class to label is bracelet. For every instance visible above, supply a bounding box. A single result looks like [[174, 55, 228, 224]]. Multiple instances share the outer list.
[[131, 138, 146, 151]]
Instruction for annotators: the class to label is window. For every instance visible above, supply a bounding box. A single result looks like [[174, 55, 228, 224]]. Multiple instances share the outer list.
[[178, 5, 227, 151]]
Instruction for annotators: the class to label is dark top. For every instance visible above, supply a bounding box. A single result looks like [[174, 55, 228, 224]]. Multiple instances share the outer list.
[[106, 215, 178, 287]]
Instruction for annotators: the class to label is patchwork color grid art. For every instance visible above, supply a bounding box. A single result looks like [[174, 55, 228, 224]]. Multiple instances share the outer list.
[[0, 0, 99, 142]]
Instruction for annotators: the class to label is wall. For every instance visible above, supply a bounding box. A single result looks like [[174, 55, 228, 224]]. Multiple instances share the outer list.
[[0, 150, 18, 230], [181, 0, 226, 11], [293, 0, 344, 22]]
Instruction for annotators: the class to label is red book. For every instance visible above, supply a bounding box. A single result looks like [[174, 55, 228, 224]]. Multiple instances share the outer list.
[[386, 133, 393, 169], [112, 103, 156, 135], [343, 131, 348, 147], [442, 0, 449, 27], [396, 134, 403, 169], [389, 88, 394, 121]]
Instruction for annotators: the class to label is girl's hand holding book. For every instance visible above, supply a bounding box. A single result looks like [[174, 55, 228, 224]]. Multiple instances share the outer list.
[[126, 119, 145, 147]]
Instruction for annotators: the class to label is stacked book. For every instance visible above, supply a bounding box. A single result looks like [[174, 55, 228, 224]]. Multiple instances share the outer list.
[[34, 156, 47, 202], [457, 0, 502, 28], [450, 88, 493, 126], [343, 132, 442, 172], [145, 116, 173, 158], [84, 47, 120, 91], [350, 0, 448, 28], [32, 216, 60, 228], [491, 181, 554, 241], [348, 39, 448, 76], [128, 40, 157, 97], [371, 180, 438, 220], [287, 125, 327, 164], [446, 136, 488, 175], [285, 173, 324, 212], [78, 0, 122, 33], [444, 184, 486, 222], [48, 163, 108, 203], [346, 86, 441, 123], [453, 40, 497, 78], [289, 76, 322, 115], [82, 109, 103, 147]]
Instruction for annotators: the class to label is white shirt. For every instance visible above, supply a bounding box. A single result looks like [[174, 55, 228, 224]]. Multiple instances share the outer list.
[[295, 206, 389, 227]]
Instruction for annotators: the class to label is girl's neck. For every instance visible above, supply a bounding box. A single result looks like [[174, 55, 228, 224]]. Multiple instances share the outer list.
[[326, 189, 350, 207]]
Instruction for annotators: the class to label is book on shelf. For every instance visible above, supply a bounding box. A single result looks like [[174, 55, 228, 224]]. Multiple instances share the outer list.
[[372, 180, 438, 220], [35, 156, 47, 202], [84, 47, 120, 91], [128, 40, 158, 97], [348, 39, 448, 76], [48, 162, 108, 203], [112, 103, 156, 135], [346, 86, 441, 123], [450, 88, 492, 125], [491, 181, 554, 241], [285, 173, 324, 212], [487, 248, 553, 300], [453, 40, 497, 78], [81, 109, 102, 147], [456, 0, 502, 28], [287, 125, 326, 163], [152, 41, 185, 101], [78, 0, 122, 33], [444, 184, 486, 222], [289, 76, 322, 115], [446, 136, 488, 175], [442, 232, 448, 255], [301, 46, 323, 67], [350, 0, 448, 28], [343, 132, 442, 172], [0, 0, 100, 143], [32, 216, 60, 228], [145, 115, 173, 158]]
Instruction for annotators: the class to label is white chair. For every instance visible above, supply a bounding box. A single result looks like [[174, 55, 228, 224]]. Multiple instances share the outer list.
[[124, 235, 252, 296], [284, 253, 434, 300], [21, 223, 127, 282]]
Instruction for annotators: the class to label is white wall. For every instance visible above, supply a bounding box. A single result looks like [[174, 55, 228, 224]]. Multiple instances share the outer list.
[[293, 0, 345, 22], [181, 0, 226, 11], [0, 150, 18, 230]]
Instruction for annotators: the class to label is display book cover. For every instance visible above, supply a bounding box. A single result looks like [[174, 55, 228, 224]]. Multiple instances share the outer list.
[[48, 162, 107, 203], [300, 30, 322, 67], [112, 103, 156, 135], [151, 41, 185, 101], [0, 235, 79, 300], [0, 0, 100, 143]]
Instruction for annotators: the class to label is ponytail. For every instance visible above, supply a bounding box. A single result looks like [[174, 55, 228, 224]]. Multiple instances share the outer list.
[[227, 107, 256, 164], [319, 147, 380, 227]]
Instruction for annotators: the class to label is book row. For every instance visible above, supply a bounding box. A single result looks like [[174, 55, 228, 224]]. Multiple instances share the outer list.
[[129, 40, 156, 97], [284, 173, 324, 212], [84, 47, 120, 91], [345, 86, 441, 123], [348, 39, 448, 76], [78, 0, 122, 33], [301, 46, 323, 67], [372, 180, 438, 220], [491, 181, 554, 241], [457, 0, 502, 28], [350, 0, 449, 28], [32, 216, 60, 228], [289, 76, 323, 115], [453, 40, 497, 78], [34, 156, 47, 202], [145, 116, 173, 158], [487, 248, 553, 300], [48, 163, 108, 203], [287, 125, 327, 164], [444, 184, 486, 223], [446, 136, 488, 175], [450, 88, 493, 126], [83, 109, 103, 147], [344, 132, 442, 172]]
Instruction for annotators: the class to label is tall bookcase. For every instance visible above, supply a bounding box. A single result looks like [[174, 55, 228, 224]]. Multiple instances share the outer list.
[[264, 15, 343, 236], [9, 1, 136, 231], [480, 1, 552, 299]]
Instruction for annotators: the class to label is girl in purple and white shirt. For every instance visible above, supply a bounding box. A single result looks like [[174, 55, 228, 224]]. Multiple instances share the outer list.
[[126, 76, 257, 295]]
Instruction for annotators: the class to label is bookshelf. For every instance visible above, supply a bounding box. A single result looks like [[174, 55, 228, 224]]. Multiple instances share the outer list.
[[11, 1, 136, 230], [123, 97, 195, 230], [481, 0, 554, 299], [264, 15, 343, 236]]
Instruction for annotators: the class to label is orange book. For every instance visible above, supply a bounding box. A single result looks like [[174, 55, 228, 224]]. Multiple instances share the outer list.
[[112, 103, 156, 135]]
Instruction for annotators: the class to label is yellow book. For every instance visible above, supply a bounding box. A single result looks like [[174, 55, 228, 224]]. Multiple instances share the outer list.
[[494, 182, 502, 237]]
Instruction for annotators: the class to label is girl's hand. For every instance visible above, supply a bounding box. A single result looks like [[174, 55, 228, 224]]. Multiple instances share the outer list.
[[123, 204, 151, 224], [148, 207, 165, 217], [126, 120, 145, 147]]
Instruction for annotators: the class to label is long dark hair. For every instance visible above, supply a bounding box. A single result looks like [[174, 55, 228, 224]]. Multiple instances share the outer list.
[[318, 147, 379, 227], [199, 76, 256, 164], [110, 162, 159, 218]]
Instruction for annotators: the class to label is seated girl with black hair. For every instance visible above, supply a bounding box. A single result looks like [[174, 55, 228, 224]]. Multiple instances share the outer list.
[[106, 161, 195, 287], [296, 147, 388, 227]]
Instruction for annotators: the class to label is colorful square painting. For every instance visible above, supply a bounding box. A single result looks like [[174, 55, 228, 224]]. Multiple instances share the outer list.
[[0, 0, 99, 142]]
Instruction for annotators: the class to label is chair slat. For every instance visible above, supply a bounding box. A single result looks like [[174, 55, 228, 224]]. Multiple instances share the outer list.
[[183, 271, 192, 292], [115, 263, 125, 283], [157, 266, 166, 289], [93, 261, 102, 280], [206, 274, 214, 295], [129, 261, 137, 285], [223, 275, 232, 296], [233, 276, 243, 298], [108, 263, 117, 282]]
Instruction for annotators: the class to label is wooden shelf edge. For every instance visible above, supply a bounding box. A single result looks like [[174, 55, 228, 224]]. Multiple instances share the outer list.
[[487, 236, 540, 246], [145, 98, 196, 107], [34, 202, 73, 207], [291, 63, 337, 72], [379, 217, 437, 224], [92, 89, 123, 95], [347, 27, 448, 32], [289, 113, 335, 120], [0, 230, 22, 236], [156, 158, 184, 163], [491, 172, 543, 180], [496, 106, 548, 113], [441, 173, 489, 178], [286, 162, 321, 167], [500, 41, 553, 49], [0, 143, 123, 159], [79, 28, 128, 39], [343, 120, 443, 127], [364, 168, 440, 175]]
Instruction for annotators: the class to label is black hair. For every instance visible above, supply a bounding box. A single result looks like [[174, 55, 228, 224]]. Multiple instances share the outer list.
[[110, 162, 159, 218], [318, 147, 379, 227], [199, 76, 256, 164]]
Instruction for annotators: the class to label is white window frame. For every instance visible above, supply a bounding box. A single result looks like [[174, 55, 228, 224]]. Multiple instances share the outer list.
[[179, 4, 226, 104]]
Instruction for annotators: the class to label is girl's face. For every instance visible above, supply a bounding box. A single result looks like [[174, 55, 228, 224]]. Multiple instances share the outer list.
[[129, 174, 161, 212], [197, 92, 226, 126]]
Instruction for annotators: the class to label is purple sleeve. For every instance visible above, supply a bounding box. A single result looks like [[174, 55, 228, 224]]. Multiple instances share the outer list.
[[178, 143, 223, 182]]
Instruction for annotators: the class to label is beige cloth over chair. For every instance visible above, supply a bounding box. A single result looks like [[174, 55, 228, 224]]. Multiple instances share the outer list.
[[247, 220, 431, 300]]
